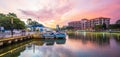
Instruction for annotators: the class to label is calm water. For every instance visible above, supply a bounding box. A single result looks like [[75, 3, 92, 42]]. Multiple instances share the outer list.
[[0, 32, 120, 57]]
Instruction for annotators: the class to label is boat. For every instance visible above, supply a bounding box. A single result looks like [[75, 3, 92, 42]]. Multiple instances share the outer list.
[[55, 32, 66, 39], [42, 32, 55, 39]]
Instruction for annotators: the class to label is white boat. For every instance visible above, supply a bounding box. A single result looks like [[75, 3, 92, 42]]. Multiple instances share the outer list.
[[55, 32, 66, 39], [42, 32, 55, 39]]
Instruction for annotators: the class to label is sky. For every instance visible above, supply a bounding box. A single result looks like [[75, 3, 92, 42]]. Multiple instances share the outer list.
[[0, 0, 120, 28]]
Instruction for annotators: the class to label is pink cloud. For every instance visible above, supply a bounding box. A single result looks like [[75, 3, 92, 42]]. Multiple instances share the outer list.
[[19, 0, 74, 21], [63, 0, 120, 24], [1, 0, 119, 27]]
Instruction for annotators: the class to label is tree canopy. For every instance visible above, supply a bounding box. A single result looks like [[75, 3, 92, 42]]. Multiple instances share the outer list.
[[116, 19, 120, 24], [61, 26, 74, 30], [0, 13, 26, 30], [109, 24, 120, 29], [27, 20, 44, 28]]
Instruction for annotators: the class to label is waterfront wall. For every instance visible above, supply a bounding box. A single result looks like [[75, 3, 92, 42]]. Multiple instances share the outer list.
[[0, 35, 33, 47]]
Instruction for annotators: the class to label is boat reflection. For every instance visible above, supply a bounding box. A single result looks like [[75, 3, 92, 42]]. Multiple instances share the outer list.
[[43, 39, 66, 46], [44, 39, 55, 46], [0, 39, 66, 57], [55, 39, 66, 44]]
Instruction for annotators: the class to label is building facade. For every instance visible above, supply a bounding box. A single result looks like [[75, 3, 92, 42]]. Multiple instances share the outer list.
[[68, 21, 81, 30], [68, 17, 110, 30], [90, 17, 110, 29]]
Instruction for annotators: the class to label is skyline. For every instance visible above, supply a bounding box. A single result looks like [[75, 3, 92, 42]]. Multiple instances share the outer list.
[[0, 0, 120, 28]]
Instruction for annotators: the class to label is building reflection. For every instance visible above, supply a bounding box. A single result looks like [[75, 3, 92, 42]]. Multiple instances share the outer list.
[[68, 32, 120, 47]]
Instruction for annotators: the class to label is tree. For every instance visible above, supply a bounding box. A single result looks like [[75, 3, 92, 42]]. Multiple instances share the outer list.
[[0, 13, 26, 30], [102, 23, 107, 30], [94, 25, 103, 30], [109, 24, 120, 29], [94, 23, 107, 31], [29, 21, 44, 27], [29, 21, 39, 26], [7, 13, 17, 17], [66, 26, 74, 30], [116, 19, 120, 24]]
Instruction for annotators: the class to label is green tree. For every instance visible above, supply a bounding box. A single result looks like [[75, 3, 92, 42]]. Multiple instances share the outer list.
[[0, 13, 26, 30], [116, 19, 120, 24], [94, 23, 107, 31], [29, 21, 43, 27], [109, 24, 120, 29], [95, 25, 103, 30], [102, 23, 107, 30], [66, 26, 74, 30], [7, 13, 17, 17]]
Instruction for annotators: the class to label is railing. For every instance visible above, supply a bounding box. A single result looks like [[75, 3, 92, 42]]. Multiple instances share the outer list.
[[0, 32, 35, 39]]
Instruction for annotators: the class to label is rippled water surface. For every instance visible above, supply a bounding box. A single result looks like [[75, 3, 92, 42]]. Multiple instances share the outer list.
[[0, 32, 120, 57]]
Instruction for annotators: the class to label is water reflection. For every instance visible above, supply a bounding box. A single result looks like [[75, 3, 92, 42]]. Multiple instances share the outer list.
[[44, 39, 55, 46], [0, 32, 120, 57], [0, 40, 32, 57], [19, 39, 66, 57], [69, 32, 120, 47]]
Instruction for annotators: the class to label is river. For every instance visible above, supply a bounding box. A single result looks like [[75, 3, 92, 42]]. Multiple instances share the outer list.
[[0, 32, 120, 57]]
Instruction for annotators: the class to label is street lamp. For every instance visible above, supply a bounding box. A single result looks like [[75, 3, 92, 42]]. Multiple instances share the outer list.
[[9, 16, 14, 37], [11, 18, 14, 37]]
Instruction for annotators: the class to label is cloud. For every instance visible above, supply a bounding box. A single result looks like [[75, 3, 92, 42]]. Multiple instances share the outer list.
[[62, 0, 120, 24], [19, 0, 74, 20], [1, 0, 120, 28]]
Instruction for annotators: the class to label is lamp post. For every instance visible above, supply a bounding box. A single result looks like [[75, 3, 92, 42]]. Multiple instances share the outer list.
[[10, 16, 14, 37]]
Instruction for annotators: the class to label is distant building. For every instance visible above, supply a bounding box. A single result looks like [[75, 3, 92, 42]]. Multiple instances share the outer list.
[[68, 21, 81, 30], [80, 19, 90, 30], [68, 18, 89, 30], [68, 17, 110, 30], [90, 17, 110, 29]]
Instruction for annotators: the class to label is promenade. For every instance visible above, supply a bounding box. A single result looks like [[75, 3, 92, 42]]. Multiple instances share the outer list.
[[0, 31, 36, 47], [0, 31, 35, 38]]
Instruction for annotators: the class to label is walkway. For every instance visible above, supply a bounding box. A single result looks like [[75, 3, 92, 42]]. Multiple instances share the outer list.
[[0, 32, 35, 39]]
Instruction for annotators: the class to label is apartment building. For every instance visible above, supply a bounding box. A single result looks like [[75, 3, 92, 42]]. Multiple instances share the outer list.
[[68, 17, 110, 30]]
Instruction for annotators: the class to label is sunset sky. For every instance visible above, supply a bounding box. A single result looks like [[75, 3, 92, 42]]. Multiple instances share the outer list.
[[0, 0, 120, 28]]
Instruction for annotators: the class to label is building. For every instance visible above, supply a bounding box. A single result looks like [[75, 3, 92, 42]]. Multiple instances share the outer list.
[[68, 21, 81, 30], [68, 17, 110, 30], [90, 17, 110, 29], [68, 18, 89, 30], [80, 19, 90, 30]]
